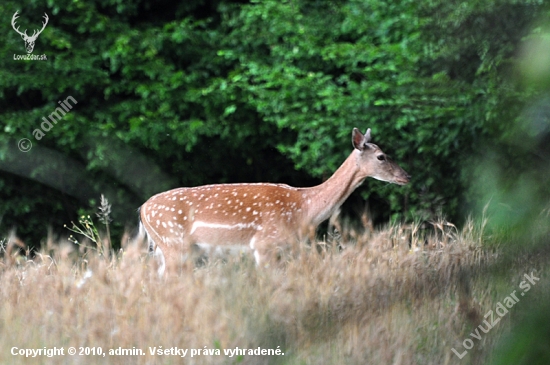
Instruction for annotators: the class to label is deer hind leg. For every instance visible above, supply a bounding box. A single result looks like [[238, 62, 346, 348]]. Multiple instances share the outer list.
[[160, 233, 199, 276], [139, 221, 192, 277], [248, 235, 268, 267], [139, 221, 167, 277], [153, 245, 167, 277]]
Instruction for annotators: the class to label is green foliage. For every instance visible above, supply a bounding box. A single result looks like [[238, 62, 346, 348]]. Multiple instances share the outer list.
[[0, 0, 547, 245]]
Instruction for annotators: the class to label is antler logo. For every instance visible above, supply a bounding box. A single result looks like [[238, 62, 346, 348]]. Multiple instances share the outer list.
[[11, 11, 49, 54]]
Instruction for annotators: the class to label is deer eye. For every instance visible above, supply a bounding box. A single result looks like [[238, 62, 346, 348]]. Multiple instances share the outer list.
[[377, 155, 386, 161]]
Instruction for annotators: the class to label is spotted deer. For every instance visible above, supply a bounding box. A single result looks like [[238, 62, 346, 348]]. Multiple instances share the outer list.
[[139, 128, 410, 275]]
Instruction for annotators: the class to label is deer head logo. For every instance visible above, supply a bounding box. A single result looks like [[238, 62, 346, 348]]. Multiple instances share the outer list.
[[11, 11, 49, 54]]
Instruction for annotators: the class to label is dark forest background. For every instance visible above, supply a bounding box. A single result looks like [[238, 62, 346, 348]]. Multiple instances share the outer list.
[[1, 0, 549, 247]]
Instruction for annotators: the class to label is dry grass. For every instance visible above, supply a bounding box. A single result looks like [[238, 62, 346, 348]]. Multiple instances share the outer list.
[[0, 219, 548, 365]]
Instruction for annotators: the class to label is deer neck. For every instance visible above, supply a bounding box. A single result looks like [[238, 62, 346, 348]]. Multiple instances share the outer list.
[[302, 150, 366, 226]]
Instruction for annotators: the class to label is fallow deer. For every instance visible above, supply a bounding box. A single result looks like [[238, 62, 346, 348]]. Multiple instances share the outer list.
[[139, 128, 410, 275]]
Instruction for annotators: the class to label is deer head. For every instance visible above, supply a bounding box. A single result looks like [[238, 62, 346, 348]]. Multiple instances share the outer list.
[[12, 11, 49, 54], [352, 128, 410, 185]]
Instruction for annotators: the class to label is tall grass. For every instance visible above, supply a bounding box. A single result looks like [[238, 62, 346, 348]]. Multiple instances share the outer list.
[[0, 217, 548, 365]]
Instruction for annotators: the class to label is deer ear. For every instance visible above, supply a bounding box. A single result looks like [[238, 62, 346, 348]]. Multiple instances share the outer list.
[[352, 128, 364, 150], [364, 128, 371, 143], [352, 128, 372, 150]]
